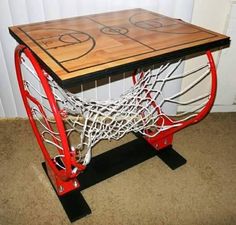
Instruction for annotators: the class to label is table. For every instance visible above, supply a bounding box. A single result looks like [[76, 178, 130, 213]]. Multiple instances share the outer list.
[[9, 8, 230, 222]]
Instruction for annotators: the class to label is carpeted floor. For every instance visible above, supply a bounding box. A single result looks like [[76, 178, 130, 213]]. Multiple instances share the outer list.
[[0, 113, 235, 225]]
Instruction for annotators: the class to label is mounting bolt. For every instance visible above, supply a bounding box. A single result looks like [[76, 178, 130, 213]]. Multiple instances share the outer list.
[[74, 180, 78, 188], [58, 185, 64, 193], [164, 139, 168, 145]]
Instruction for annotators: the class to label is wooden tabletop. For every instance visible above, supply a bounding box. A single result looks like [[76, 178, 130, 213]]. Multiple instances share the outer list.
[[9, 8, 230, 88]]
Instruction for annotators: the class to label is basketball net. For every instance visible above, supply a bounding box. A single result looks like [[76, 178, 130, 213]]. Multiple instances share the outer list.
[[20, 52, 214, 170]]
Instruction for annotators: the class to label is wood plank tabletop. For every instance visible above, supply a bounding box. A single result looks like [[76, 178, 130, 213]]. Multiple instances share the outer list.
[[9, 8, 230, 88]]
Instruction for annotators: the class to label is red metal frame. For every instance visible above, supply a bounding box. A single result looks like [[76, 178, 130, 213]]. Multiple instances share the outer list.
[[132, 51, 217, 150], [14, 45, 85, 195], [15, 45, 216, 195]]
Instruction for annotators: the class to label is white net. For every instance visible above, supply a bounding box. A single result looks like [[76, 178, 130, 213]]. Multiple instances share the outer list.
[[21, 56, 211, 168]]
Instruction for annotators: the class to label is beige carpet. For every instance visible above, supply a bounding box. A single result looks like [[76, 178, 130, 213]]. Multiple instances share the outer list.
[[0, 113, 235, 225]]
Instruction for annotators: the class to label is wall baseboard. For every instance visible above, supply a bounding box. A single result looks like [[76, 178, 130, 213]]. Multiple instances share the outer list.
[[211, 105, 236, 112], [178, 105, 236, 113]]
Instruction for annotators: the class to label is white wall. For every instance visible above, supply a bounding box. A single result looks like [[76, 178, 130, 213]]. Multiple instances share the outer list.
[[1, 0, 235, 118], [215, 2, 236, 111], [0, 0, 194, 118], [182, 0, 236, 112]]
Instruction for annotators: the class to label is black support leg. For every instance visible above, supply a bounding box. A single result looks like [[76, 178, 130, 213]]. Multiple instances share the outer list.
[[42, 136, 186, 222]]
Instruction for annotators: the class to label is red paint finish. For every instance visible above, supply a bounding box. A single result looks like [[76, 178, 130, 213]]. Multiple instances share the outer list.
[[132, 51, 217, 150], [14, 45, 85, 195]]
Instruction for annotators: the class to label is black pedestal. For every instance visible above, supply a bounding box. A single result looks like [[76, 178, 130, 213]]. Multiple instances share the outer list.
[[42, 137, 186, 222]]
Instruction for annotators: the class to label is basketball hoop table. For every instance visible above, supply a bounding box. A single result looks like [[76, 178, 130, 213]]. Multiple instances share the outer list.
[[9, 8, 230, 222]]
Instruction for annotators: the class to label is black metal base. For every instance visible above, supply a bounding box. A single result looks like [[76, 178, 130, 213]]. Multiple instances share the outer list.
[[42, 163, 92, 222], [42, 137, 186, 222], [156, 145, 187, 170]]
